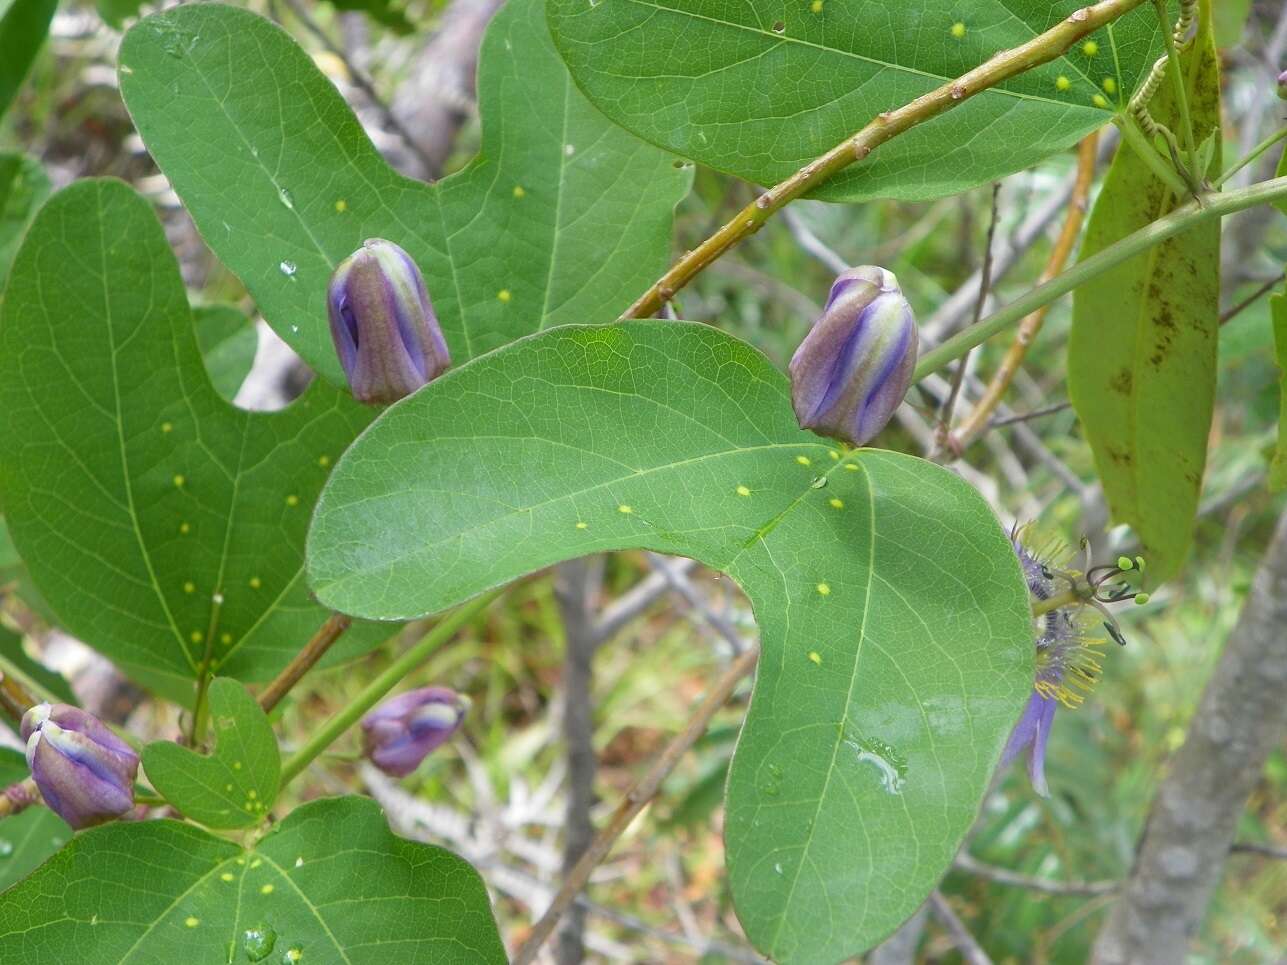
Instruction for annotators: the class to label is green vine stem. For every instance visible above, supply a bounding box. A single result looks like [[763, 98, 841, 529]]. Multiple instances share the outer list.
[[619, 0, 1151, 320], [278, 589, 503, 787], [1153, 0, 1197, 158], [1215, 127, 1287, 189], [914, 176, 1287, 381]]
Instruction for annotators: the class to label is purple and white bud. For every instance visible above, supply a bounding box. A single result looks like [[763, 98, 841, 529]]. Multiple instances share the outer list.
[[328, 238, 451, 405], [1278, 69, 1287, 100], [789, 266, 918, 447], [360, 686, 470, 777], [21, 703, 139, 829]]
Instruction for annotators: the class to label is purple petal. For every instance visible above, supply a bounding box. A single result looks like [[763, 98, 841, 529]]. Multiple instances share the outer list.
[[854, 310, 915, 443], [999, 692, 1058, 797], [28, 731, 134, 828], [1026, 695, 1058, 797], [361, 686, 467, 777]]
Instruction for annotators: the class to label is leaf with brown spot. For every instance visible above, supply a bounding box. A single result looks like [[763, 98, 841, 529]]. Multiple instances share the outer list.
[[1269, 292, 1287, 491], [1069, 11, 1221, 584]]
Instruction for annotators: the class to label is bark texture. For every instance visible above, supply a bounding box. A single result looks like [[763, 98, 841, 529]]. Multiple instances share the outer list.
[[1092, 510, 1287, 963], [553, 557, 603, 965], [391, 0, 504, 181]]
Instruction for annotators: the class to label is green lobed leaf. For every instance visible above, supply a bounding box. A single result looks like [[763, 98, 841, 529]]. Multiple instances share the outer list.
[[194, 304, 258, 402], [0, 153, 51, 287], [0, 179, 392, 703], [1269, 293, 1287, 491], [545, 0, 1166, 203], [0, 0, 57, 122], [0, 748, 70, 892], [306, 322, 1033, 962], [142, 678, 280, 829], [1069, 14, 1222, 583], [117, 0, 690, 385], [0, 795, 505, 963]]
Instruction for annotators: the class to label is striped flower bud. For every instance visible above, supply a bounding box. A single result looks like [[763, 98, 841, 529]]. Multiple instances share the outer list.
[[1278, 69, 1287, 100], [21, 703, 138, 829], [361, 686, 470, 777], [789, 266, 917, 447], [328, 239, 451, 405]]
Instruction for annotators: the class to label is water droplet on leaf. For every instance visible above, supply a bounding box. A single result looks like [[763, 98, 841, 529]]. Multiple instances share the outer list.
[[846, 734, 908, 794], [244, 924, 277, 962], [245, 926, 279, 962]]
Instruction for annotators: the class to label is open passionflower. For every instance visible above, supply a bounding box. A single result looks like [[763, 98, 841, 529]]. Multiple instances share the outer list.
[[1001, 528, 1144, 796]]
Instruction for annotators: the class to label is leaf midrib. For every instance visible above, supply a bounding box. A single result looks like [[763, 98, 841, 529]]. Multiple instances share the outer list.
[[95, 185, 195, 676], [259, 852, 354, 964], [1123, 30, 1215, 529], [764, 457, 876, 951], [118, 849, 240, 962], [615, 0, 1099, 112], [537, 74, 573, 329]]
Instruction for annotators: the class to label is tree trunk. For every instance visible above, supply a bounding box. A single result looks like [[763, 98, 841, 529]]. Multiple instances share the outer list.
[[553, 557, 603, 965], [390, 0, 505, 181], [1091, 510, 1287, 963]]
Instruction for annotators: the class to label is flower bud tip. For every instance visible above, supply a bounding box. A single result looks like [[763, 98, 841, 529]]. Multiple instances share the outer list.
[[361, 686, 469, 778], [328, 239, 450, 405], [789, 266, 917, 448], [20, 703, 138, 829]]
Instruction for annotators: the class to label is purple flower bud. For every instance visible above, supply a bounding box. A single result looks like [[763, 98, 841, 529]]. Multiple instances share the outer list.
[[21, 703, 139, 829], [789, 266, 918, 447], [328, 239, 451, 405], [1278, 69, 1287, 100], [360, 687, 469, 777]]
